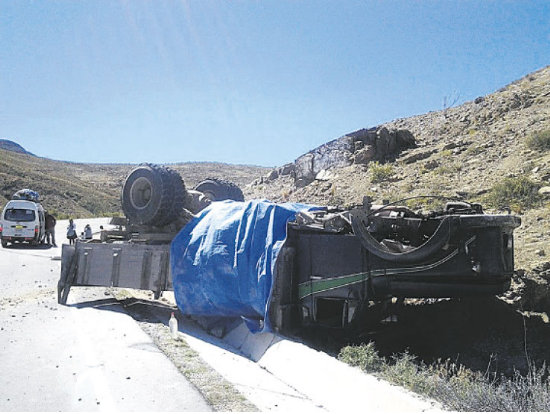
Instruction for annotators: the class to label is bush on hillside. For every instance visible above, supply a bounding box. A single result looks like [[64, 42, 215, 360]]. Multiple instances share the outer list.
[[526, 130, 550, 151], [369, 161, 394, 183], [485, 176, 542, 211]]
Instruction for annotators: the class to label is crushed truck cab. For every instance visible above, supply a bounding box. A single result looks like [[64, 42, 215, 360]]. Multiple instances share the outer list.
[[269, 201, 519, 333], [58, 165, 521, 335]]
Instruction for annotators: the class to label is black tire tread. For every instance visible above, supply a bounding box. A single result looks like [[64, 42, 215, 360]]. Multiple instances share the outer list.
[[194, 178, 244, 202], [164, 167, 187, 223], [122, 164, 186, 226]]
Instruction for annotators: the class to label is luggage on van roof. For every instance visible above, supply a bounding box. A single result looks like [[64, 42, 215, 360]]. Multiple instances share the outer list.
[[12, 189, 40, 202]]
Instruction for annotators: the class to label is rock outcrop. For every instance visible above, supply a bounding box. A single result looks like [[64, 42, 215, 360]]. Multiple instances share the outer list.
[[265, 127, 416, 187]]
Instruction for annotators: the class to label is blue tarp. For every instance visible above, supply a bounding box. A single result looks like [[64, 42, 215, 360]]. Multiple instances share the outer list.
[[170, 200, 315, 333]]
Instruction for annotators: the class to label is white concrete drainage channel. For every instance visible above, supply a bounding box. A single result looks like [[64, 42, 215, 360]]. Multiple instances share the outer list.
[[175, 315, 443, 412]]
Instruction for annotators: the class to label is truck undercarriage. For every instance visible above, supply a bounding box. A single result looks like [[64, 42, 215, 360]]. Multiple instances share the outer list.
[[269, 199, 519, 334]]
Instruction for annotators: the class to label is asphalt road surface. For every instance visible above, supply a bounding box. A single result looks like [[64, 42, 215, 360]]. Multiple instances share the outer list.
[[0, 218, 211, 411]]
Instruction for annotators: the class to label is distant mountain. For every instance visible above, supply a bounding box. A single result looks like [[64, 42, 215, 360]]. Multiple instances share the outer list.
[[0, 139, 35, 156]]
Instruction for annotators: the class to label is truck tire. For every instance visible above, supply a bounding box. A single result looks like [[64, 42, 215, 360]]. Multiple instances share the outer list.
[[122, 164, 186, 226], [1, 239, 8, 248], [166, 167, 187, 219], [194, 178, 244, 202]]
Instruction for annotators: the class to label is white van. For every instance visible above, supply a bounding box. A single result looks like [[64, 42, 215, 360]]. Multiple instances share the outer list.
[[0, 199, 46, 247]]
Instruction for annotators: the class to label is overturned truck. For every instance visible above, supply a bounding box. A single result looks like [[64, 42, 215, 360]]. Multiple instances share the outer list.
[[58, 164, 521, 335]]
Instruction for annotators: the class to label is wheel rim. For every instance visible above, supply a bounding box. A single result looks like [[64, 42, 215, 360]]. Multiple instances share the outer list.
[[130, 177, 153, 209], [202, 191, 216, 201]]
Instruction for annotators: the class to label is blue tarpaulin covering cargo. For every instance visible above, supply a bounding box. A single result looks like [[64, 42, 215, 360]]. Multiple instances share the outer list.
[[170, 200, 315, 333]]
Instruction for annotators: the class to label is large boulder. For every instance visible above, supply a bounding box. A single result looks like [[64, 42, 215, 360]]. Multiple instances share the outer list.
[[286, 127, 416, 186]]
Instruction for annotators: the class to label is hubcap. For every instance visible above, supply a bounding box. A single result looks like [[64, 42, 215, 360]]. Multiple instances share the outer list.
[[130, 177, 153, 209]]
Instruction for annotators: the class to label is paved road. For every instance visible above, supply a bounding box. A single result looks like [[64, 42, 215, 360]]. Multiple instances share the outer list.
[[0, 218, 211, 411]]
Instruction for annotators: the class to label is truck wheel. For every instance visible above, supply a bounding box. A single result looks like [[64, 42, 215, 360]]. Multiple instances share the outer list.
[[166, 168, 187, 219], [1, 239, 7, 248], [122, 164, 186, 226], [194, 178, 244, 202]]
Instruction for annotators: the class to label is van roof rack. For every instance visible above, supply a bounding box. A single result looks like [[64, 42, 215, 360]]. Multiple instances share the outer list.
[[11, 189, 40, 202]]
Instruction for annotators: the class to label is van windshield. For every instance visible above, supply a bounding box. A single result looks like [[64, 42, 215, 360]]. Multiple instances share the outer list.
[[4, 208, 36, 222]]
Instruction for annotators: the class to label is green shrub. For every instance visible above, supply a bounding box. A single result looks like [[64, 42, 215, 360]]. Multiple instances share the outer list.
[[381, 351, 438, 395], [526, 130, 550, 151], [485, 176, 542, 211], [338, 342, 384, 373], [369, 161, 394, 183]]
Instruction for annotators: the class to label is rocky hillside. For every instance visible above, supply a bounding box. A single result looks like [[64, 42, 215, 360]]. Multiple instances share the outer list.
[[244, 65, 550, 376], [246, 66, 550, 271], [0, 148, 269, 218]]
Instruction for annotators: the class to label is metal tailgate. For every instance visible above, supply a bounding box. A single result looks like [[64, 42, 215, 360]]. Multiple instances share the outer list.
[[58, 242, 172, 304]]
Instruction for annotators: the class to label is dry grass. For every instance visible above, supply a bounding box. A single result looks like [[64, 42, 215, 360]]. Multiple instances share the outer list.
[[139, 321, 258, 412], [484, 175, 543, 212], [339, 342, 550, 411], [369, 161, 394, 183], [526, 130, 550, 151]]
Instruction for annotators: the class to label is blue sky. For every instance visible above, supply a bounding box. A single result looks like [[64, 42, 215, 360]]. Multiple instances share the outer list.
[[1, 1, 549, 167]]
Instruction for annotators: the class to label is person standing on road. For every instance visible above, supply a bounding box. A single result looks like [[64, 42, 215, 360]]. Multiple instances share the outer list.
[[44, 211, 57, 247], [66, 219, 77, 245], [84, 224, 92, 240]]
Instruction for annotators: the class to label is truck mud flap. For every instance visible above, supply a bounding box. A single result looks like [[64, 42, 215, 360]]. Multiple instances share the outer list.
[[57, 245, 78, 305], [57, 243, 172, 305]]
